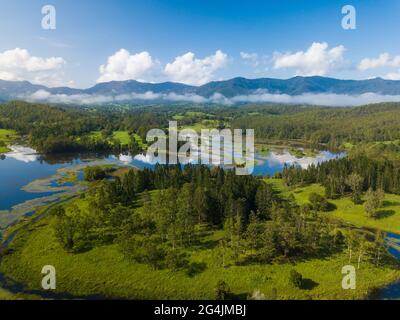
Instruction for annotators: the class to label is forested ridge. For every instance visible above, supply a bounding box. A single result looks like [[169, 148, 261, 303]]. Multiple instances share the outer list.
[[2, 101, 400, 154], [0, 101, 167, 153], [230, 102, 400, 149]]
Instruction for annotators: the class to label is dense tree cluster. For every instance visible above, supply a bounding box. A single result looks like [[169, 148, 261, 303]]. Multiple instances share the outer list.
[[283, 155, 400, 197], [231, 103, 400, 149], [83, 166, 109, 181], [0, 101, 163, 154], [51, 164, 387, 272]]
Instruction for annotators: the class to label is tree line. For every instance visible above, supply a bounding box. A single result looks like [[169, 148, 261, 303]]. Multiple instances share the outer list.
[[0, 101, 167, 154], [283, 155, 400, 196]]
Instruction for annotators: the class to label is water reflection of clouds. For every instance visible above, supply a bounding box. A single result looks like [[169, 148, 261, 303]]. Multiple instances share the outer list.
[[133, 153, 158, 165], [266, 151, 343, 169], [112, 153, 159, 165], [110, 149, 344, 173], [6, 146, 38, 163], [117, 154, 134, 164]]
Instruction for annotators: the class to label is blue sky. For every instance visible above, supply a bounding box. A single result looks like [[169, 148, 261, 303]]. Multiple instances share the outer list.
[[1, 0, 400, 88]]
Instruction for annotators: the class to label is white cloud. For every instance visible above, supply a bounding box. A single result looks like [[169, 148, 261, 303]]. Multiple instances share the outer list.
[[97, 49, 228, 85], [30, 90, 52, 100], [359, 53, 400, 71], [240, 52, 259, 66], [26, 90, 209, 105], [26, 89, 400, 107], [384, 71, 400, 80], [97, 49, 159, 83], [164, 50, 228, 85], [229, 91, 400, 106], [0, 48, 70, 86], [273, 42, 346, 76]]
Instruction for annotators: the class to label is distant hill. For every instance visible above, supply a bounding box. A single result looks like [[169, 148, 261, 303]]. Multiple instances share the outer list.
[[196, 76, 400, 97], [2, 76, 400, 103], [84, 80, 195, 95]]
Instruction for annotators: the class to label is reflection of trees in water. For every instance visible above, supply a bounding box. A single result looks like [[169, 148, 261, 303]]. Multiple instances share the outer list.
[[37, 152, 113, 165], [0, 154, 5, 160]]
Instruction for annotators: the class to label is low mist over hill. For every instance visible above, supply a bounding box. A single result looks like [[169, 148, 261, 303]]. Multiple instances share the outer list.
[[3, 76, 400, 106]]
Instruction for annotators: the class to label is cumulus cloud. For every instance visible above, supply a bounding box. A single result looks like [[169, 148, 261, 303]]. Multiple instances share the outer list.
[[97, 49, 228, 85], [25, 89, 400, 107], [0, 48, 71, 86], [164, 50, 228, 85], [358, 53, 400, 71], [385, 71, 400, 80], [273, 42, 346, 76], [97, 49, 160, 83]]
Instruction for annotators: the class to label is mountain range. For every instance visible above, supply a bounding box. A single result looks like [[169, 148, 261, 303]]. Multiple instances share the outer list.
[[2, 76, 400, 103]]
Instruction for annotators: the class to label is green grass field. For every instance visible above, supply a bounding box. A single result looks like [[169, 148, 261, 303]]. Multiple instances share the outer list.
[[267, 178, 400, 234], [88, 131, 147, 149], [0, 288, 14, 300], [112, 131, 131, 145], [0, 129, 19, 153], [1, 204, 399, 300], [180, 120, 221, 132]]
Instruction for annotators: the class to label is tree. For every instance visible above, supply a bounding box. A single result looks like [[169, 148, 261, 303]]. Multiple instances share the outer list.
[[176, 183, 196, 245], [214, 280, 231, 300], [245, 212, 264, 250], [288, 269, 303, 289], [356, 234, 368, 269], [118, 236, 166, 270], [165, 248, 188, 271], [325, 175, 346, 199], [54, 213, 76, 251], [333, 229, 345, 247], [193, 186, 209, 224], [371, 230, 385, 266], [84, 166, 107, 181], [346, 173, 364, 204], [308, 192, 329, 212], [345, 229, 357, 263], [151, 188, 178, 243], [53, 205, 91, 253], [224, 212, 243, 264], [255, 183, 274, 219], [213, 239, 230, 268], [364, 188, 385, 218]]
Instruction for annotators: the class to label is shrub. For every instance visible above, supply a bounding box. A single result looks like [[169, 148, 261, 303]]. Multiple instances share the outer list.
[[309, 192, 330, 211], [214, 280, 231, 300], [84, 166, 107, 181], [165, 249, 189, 272], [289, 269, 303, 289]]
